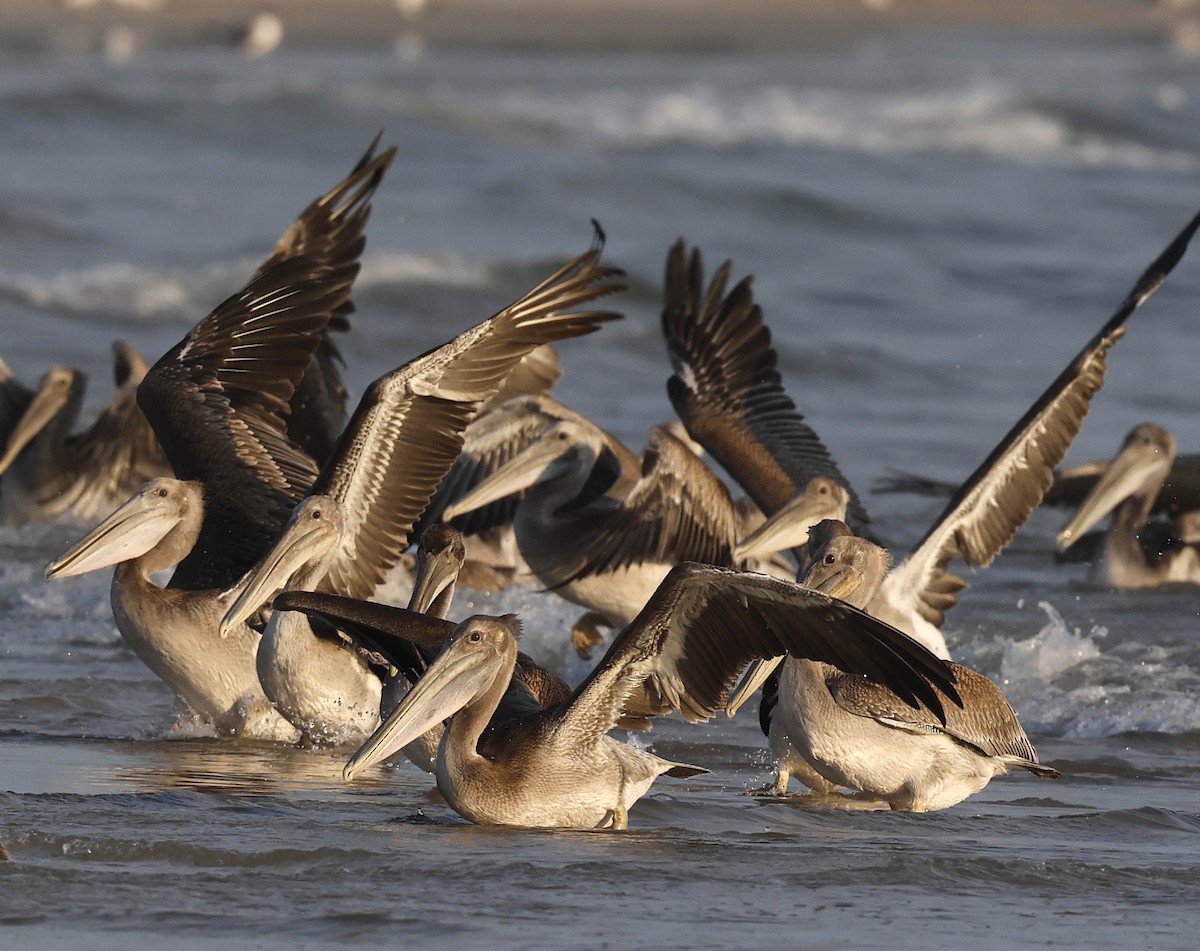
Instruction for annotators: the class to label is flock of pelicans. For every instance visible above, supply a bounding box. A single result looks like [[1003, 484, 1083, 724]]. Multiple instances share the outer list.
[[4, 137, 1200, 829]]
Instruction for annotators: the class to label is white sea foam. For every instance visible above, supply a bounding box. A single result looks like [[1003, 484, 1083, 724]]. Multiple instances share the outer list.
[[447, 82, 1199, 171], [0, 251, 493, 324], [993, 601, 1200, 738]]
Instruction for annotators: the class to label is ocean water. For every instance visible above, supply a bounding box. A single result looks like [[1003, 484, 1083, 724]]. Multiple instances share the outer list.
[[2, 14, 1200, 950]]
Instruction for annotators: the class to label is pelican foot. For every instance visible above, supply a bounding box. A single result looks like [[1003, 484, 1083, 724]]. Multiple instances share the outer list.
[[570, 611, 610, 660], [748, 769, 790, 796]]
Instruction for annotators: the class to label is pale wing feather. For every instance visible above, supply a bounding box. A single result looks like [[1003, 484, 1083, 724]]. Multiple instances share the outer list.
[[314, 247, 624, 600], [884, 209, 1200, 627]]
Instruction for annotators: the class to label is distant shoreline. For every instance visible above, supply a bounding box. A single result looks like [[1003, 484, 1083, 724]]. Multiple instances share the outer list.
[[4, 0, 1189, 55]]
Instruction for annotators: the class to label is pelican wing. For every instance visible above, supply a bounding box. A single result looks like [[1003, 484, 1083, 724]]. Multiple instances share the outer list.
[[883, 209, 1200, 628], [416, 394, 585, 538], [481, 344, 562, 410], [311, 244, 625, 600], [828, 663, 1049, 770], [67, 342, 168, 496], [661, 239, 870, 533], [560, 424, 741, 584], [138, 257, 348, 588], [557, 563, 959, 744], [273, 591, 573, 715], [256, 136, 396, 465], [275, 590, 449, 681]]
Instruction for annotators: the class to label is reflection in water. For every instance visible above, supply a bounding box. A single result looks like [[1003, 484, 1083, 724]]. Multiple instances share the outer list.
[[113, 739, 397, 797]]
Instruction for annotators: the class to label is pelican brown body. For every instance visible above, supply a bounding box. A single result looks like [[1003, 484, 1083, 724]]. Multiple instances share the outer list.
[[339, 562, 961, 829]]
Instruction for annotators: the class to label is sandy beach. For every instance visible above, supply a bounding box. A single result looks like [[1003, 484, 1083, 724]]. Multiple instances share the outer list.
[[3, 0, 1192, 54]]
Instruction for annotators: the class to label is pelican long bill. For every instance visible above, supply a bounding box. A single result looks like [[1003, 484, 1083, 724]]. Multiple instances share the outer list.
[[45, 481, 183, 579], [219, 497, 340, 637], [343, 630, 497, 781]]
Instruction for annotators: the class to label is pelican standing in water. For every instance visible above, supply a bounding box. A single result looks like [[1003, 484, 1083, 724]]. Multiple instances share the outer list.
[[338, 562, 960, 829], [719, 208, 1200, 798], [44, 139, 397, 738], [1057, 422, 1200, 587], [0, 341, 169, 525], [218, 239, 624, 744], [731, 522, 1057, 810]]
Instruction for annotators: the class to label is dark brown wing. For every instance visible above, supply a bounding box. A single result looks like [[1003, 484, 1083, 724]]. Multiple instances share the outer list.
[[67, 342, 168, 497], [561, 424, 741, 584], [255, 136, 396, 465], [661, 239, 870, 534], [0, 356, 35, 446], [555, 563, 959, 744], [415, 394, 585, 539], [138, 257, 348, 589]]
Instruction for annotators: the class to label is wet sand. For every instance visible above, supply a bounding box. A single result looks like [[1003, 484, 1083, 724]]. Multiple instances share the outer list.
[[3, 0, 1190, 54]]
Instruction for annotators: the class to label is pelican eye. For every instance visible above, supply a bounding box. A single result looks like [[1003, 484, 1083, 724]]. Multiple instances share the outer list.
[[468, 631, 483, 643], [155, 487, 168, 498], [823, 553, 836, 565], [311, 509, 322, 520]]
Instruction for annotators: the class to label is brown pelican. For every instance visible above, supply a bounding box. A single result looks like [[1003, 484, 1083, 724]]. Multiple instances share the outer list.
[[44, 139, 397, 738], [0, 342, 169, 525], [1056, 423, 1200, 587], [44, 257, 351, 740], [218, 241, 624, 743], [338, 562, 960, 829], [730, 522, 1058, 810], [441, 416, 754, 656], [666, 215, 1200, 657]]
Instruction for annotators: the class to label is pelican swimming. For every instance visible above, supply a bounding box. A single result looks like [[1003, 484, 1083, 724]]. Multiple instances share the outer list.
[[1056, 422, 1200, 587], [44, 140, 397, 738], [218, 238, 624, 743], [730, 522, 1058, 810], [338, 562, 960, 829], [0, 341, 169, 525], [43, 257, 351, 740], [666, 215, 1200, 658]]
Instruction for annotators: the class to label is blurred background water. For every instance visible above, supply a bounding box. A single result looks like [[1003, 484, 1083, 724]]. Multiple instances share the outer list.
[[1, 3, 1199, 948]]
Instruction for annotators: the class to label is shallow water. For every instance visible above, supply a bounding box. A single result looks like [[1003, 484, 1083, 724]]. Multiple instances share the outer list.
[[2, 13, 1200, 950]]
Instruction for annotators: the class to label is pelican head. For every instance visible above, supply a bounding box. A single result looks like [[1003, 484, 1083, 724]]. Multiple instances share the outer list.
[[409, 523, 466, 616], [734, 477, 850, 562], [219, 495, 343, 637], [45, 477, 201, 579], [343, 614, 520, 781], [0, 366, 86, 476], [799, 520, 892, 604], [442, 420, 595, 521], [1056, 423, 1177, 550]]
